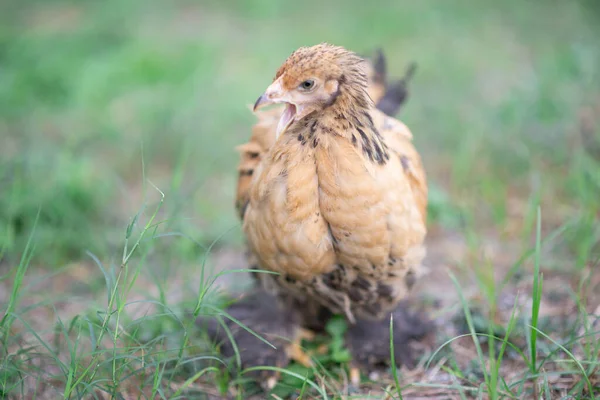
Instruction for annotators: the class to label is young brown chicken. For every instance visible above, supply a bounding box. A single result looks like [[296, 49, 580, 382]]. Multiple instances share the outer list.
[[242, 43, 427, 320], [227, 45, 428, 379]]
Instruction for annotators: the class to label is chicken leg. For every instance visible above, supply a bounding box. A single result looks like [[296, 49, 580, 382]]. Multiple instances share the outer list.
[[345, 301, 432, 379]]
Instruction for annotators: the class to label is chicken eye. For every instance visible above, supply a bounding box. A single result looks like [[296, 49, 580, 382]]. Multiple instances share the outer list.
[[299, 80, 315, 91]]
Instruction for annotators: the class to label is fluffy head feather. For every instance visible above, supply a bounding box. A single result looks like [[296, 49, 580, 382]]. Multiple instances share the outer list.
[[275, 43, 367, 90]]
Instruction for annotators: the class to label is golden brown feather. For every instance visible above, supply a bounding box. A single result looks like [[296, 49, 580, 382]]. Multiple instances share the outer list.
[[236, 43, 427, 323]]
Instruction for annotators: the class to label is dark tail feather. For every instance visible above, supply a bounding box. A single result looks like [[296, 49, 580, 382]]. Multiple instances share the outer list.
[[403, 62, 417, 82], [376, 62, 418, 117], [361, 48, 387, 85], [372, 48, 387, 85]]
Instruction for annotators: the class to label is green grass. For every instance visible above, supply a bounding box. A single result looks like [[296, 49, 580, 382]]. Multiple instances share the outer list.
[[1, 0, 600, 398]]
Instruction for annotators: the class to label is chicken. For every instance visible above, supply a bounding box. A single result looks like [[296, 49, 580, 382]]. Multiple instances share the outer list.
[[224, 44, 428, 379], [241, 43, 427, 319]]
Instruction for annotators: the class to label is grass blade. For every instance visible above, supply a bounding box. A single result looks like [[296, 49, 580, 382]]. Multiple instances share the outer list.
[[449, 272, 490, 389], [389, 314, 404, 400], [529, 207, 543, 373]]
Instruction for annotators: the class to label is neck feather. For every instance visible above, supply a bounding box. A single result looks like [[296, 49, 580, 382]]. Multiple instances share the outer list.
[[310, 78, 390, 165]]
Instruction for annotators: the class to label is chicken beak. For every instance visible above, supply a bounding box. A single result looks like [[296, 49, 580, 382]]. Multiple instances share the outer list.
[[253, 79, 285, 112], [253, 93, 272, 112], [252, 79, 297, 138]]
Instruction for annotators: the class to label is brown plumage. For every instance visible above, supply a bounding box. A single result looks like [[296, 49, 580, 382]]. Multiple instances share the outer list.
[[236, 43, 427, 325]]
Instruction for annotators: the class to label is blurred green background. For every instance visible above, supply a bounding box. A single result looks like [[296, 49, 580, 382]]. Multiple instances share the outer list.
[[1, 0, 599, 268], [1, 1, 599, 398]]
